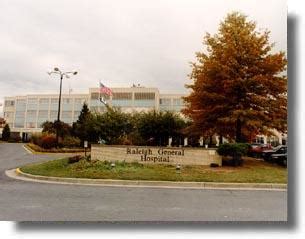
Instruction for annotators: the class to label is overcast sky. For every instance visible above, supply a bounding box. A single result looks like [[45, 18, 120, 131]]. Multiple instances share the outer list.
[[0, 0, 287, 114]]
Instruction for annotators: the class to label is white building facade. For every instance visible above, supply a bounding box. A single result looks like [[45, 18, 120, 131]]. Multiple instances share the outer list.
[[3, 86, 186, 139]]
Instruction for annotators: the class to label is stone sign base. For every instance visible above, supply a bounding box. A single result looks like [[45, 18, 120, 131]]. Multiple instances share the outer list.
[[91, 145, 222, 166]]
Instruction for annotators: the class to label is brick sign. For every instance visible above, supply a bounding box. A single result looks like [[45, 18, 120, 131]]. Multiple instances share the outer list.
[[91, 145, 222, 166]]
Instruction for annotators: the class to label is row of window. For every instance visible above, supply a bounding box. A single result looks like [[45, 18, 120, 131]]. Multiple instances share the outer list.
[[159, 98, 184, 106], [90, 92, 156, 100], [5, 98, 87, 107]]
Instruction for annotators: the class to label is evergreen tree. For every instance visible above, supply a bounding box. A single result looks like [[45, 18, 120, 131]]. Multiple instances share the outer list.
[[72, 103, 92, 142], [2, 124, 10, 141]]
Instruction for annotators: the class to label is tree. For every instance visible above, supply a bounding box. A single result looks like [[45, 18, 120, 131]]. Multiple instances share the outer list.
[[183, 12, 287, 142], [136, 110, 186, 146], [97, 107, 133, 144], [2, 124, 10, 141], [72, 103, 92, 143], [42, 120, 72, 138]]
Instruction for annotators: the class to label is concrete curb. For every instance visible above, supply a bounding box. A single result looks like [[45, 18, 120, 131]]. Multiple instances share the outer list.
[[23, 144, 84, 155], [8, 168, 287, 191]]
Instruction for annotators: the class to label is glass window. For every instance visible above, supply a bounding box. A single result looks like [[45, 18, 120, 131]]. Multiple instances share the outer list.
[[134, 100, 155, 107], [74, 98, 85, 104], [160, 98, 171, 105], [112, 92, 132, 100], [50, 110, 58, 120], [26, 110, 37, 118], [38, 110, 48, 118], [28, 98, 38, 104], [14, 121, 24, 128], [62, 111, 72, 118], [91, 93, 99, 100], [62, 98, 71, 104], [112, 100, 132, 107], [73, 111, 80, 119], [51, 98, 58, 104], [4, 100, 15, 107], [39, 98, 49, 104], [26, 122, 36, 128], [134, 92, 155, 100], [16, 99, 26, 111], [173, 99, 182, 105], [16, 99, 26, 104], [15, 111, 25, 118]]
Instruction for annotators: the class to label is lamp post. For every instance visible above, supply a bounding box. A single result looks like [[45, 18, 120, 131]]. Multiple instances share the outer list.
[[47, 67, 77, 145]]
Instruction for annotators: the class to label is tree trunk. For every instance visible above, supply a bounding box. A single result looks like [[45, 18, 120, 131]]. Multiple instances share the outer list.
[[236, 118, 242, 143]]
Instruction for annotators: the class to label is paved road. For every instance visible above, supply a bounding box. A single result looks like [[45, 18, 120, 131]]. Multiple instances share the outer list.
[[0, 143, 287, 221]]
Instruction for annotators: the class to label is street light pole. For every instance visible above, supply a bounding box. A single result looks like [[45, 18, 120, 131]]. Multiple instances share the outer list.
[[47, 67, 77, 146]]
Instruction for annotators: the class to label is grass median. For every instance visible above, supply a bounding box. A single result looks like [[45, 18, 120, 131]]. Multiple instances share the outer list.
[[20, 157, 287, 183]]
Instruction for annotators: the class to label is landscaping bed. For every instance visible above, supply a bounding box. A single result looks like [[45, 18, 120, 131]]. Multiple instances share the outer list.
[[20, 157, 287, 183], [26, 143, 84, 153]]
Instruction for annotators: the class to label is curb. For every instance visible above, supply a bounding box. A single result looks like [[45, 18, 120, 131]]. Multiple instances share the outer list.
[[23, 144, 84, 155], [11, 168, 287, 191]]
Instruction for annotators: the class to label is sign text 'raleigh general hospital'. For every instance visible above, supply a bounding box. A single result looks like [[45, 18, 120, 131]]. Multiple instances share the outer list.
[[126, 147, 185, 163]]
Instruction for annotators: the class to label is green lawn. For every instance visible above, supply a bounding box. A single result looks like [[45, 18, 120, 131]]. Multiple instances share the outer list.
[[20, 157, 287, 183]]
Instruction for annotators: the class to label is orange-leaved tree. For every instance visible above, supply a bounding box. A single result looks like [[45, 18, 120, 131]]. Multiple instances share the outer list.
[[183, 12, 287, 142]]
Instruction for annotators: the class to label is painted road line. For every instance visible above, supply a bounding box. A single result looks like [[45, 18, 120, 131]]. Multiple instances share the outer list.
[[22, 144, 33, 154]]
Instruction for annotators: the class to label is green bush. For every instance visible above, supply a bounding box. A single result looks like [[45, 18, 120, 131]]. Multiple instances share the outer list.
[[61, 136, 81, 148], [217, 143, 250, 166]]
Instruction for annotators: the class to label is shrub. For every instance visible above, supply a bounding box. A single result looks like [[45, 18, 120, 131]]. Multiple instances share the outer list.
[[68, 155, 82, 164], [40, 134, 57, 149], [217, 143, 249, 166], [62, 136, 81, 148], [31, 133, 43, 146]]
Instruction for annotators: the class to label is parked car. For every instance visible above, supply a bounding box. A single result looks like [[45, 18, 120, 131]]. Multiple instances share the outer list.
[[270, 153, 287, 167], [248, 143, 272, 158], [262, 145, 287, 162]]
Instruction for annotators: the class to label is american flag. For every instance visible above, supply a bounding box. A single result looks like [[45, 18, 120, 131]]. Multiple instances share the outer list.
[[99, 82, 112, 96]]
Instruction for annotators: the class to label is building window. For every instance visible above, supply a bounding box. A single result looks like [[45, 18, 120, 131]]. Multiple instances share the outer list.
[[134, 92, 155, 100], [27, 98, 38, 104], [26, 122, 36, 128], [26, 110, 37, 118], [160, 98, 171, 105], [15, 111, 25, 118], [51, 98, 58, 104], [4, 100, 15, 107], [50, 110, 58, 120], [62, 98, 71, 104], [74, 111, 80, 119], [74, 98, 85, 104], [62, 111, 72, 118], [91, 93, 99, 100], [173, 99, 183, 105], [14, 122, 24, 128], [112, 100, 132, 107], [112, 92, 132, 100], [38, 110, 48, 118], [39, 98, 49, 104]]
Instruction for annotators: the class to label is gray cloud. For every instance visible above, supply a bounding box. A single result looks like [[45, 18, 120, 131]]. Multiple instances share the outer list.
[[0, 0, 287, 114]]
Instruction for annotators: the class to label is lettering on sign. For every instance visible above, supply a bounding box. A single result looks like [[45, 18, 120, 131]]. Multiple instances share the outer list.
[[126, 147, 184, 163]]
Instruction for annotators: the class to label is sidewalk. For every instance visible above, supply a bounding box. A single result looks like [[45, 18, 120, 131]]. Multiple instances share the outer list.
[[5, 168, 287, 191]]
